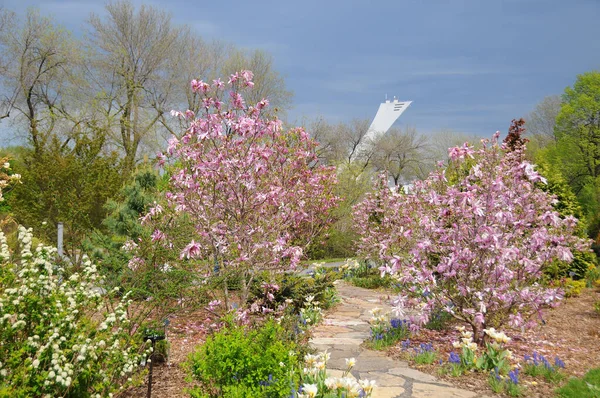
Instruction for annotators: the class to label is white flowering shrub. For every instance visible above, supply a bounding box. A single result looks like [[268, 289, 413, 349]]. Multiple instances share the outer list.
[[0, 226, 149, 397]]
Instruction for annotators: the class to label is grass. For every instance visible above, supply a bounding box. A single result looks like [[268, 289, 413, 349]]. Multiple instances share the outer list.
[[556, 368, 600, 398]]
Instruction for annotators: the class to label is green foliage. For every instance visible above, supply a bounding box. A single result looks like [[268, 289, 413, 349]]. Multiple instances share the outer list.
[[8, 136, 123, 255], [365, 313, 410, 351], [534, 160, 597, 279], [487, 371, 524, 397], [413, 350, 437, 365], [594, 300, 600, 315], [342, 259, 393, 289], [551, 278, 586, 298], [0, 227, 147, 397], [186, 318, 300, 398], [523, 362, 565, 384], [306, 227, 357, 260], [250, 269, 339, 313], [424, 308, 453, 331], [476, 343, 511, 373], [306, 161, 374, 260], [543, 71, 600, 240], [585, 265, 600, 288], [556, 367, 600, 398], [103, 168, 162, 239], [299, 295, 323, 327]]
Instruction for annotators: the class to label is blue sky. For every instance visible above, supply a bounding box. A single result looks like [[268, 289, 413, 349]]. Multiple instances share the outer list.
[[3, 0, 600, 137]]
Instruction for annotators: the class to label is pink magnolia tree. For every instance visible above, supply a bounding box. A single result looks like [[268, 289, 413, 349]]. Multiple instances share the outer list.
[[354, 133, 590, 344], [144, 71, 338, 307]]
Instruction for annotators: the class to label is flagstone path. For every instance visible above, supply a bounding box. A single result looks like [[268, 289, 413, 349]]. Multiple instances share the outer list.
[[310, 281, 485, 398]]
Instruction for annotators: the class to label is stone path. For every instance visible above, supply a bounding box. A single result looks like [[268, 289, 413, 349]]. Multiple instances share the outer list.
[[310, 281, 482, 398]]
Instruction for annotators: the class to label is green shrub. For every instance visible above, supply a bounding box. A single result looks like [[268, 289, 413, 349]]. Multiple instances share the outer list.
[[249, 269, 338, 313], [187, 318, 300, 397], [559, 278, 586, 298], [0, 227, 148, 398], [342, 259, 393, 290], [556, 367, 600, 398], [350, 276, 388, 289]]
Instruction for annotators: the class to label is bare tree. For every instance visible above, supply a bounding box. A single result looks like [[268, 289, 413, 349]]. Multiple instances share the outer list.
[[0, 8, 81, 153], [221, 48, 293, 116], [525, 95, 561, 147], [87, 0, 187, 173], [372, 126, 428, 186], [0, 7, 16, 121]]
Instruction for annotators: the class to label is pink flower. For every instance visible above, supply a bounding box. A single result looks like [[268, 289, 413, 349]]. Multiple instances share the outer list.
[[180, 240, 202, 259], [151, 229, 165, 242]]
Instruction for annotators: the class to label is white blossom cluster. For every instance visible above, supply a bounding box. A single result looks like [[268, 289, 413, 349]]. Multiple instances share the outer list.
[[298, 351, 376, 398], [0, 227, 151, 397]]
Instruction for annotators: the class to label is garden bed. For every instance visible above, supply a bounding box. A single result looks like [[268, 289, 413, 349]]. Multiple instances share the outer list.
[[388, 288, 600, 397], [121, 306, 209, 398]]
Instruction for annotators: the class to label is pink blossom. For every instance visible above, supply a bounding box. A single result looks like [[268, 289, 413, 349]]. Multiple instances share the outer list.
[[354, 134, 591, 343], [180, 240, 202, 260], [151, 229, 165, 242]]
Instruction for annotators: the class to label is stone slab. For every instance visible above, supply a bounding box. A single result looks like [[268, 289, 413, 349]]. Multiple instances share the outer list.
[[371, 386, 405, 398], [387, 367, 440, 383], [412, 382, 478, 398]]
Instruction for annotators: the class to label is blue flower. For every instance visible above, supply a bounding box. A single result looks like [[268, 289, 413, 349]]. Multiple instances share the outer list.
[[448, 352, 461, 364], [401, 339, 411, 350], [554, 356, 565, 369], [508, 369, 519, 385], [419, 343, 434, 352], [390, 319, 408, 329]]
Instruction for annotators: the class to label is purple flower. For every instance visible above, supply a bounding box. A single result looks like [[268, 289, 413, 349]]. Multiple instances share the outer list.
[[448, 352, 461, 364], [391, 318, 408, 329], [508, 369, 519, 385], [554, 356, 565, 369], [401, 339, 411, 350]]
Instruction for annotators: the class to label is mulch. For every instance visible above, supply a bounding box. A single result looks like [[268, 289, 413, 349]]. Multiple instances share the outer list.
[[388, 288, 600, 397]]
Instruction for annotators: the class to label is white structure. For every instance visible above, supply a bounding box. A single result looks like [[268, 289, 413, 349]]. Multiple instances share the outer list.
[[351, 97, 412, 161], [366, 97, 412, 142]]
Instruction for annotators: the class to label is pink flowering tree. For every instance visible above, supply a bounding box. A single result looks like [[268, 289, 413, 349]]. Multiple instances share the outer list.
[[354, 133, 590, 344], [145, 71, 338, 308]]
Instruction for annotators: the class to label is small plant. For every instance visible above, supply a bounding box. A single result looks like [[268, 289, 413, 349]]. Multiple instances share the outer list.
[[488, 368, 524, 397], [365, 308, 410, 350], [296, 351, 376, 397], [299, 295, 323, 328], [475, 328, 513, 373], [488, 368, 504, 394], [451, 326, 478, 370], [413, 343, 437, 365], [522, 352, 566, 384], [438, 352, 464, 377], [594, 300, 600, 315]]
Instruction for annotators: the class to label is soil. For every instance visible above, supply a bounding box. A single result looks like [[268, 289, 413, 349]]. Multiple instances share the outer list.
[[388, 288, 600, 397], [120, 307, 210, 398]]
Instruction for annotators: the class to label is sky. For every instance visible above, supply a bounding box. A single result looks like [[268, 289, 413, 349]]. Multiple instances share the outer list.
[[3, 0, 600, 138]]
